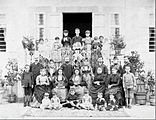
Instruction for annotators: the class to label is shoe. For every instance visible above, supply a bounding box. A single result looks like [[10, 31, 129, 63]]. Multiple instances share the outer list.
[[128, 105, 132, 109]]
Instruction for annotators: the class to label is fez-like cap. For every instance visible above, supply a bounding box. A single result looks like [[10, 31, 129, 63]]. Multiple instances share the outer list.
[[63, 30, 69, 33], [85, 30, 90, 34]]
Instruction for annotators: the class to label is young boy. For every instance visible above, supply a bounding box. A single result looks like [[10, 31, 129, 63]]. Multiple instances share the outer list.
[[105, 94, 118, 111], [62, 87, 80, 109], [79, 90, 94, 110], [95, 92, 107, 111], [52, 37, 62, 70], [71, 28, 83, 47], [82, 30, 93, 60], [21, 64, 33, 107], [51, 91, 62, 110], [61, 30, 72, 47], [40, 93, 51, 110], [123, 66, 136, 109]]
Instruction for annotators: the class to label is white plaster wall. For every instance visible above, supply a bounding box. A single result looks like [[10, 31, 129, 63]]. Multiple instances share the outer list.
[[0, 0, 155, 73]]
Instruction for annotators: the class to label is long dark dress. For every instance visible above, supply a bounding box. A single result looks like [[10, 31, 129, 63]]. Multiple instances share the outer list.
[[34, 75, 51, 103], [52, 75, 68, 102], [105, 74, 123, 107], [61, 63, 73, 89], [29, 62, 43, 94], [89, 73, 107, 106]]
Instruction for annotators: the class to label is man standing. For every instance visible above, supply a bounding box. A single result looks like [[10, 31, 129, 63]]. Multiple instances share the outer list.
[[30, 56, 43, 95], [61, 57, 74, 90], [71, 28, 83, 49]]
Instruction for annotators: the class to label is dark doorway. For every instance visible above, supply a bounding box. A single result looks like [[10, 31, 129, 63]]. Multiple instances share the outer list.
[[63, 13, 92, 38]]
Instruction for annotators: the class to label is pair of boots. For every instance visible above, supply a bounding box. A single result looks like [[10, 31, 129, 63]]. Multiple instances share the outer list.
[[24, 95, 31, 107]]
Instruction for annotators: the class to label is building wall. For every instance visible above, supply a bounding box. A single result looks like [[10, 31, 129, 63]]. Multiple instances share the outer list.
[[0, 0, 155, 72]]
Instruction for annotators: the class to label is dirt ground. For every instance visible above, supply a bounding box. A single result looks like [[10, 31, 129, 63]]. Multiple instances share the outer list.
[[0, 103, 155, 119]]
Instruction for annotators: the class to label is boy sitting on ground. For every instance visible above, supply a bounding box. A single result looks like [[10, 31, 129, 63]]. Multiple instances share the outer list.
[[95, 92, 107, 111], [40, 93, 51, 110], [105, 94, 118, 111], [51, 91, 62, 110], [79, 90, 94, 110], [62, 87, 80, 109]]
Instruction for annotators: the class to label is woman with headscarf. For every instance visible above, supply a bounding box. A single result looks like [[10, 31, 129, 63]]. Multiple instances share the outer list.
[[90, 57, 108, 106], [52, 68, 68, 103], [69, 67, 87, 101]]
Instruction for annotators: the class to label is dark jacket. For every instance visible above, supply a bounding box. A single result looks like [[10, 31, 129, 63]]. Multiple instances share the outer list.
[[21, 71, 33, 87], [61, 36, 72, 47], [71, 36, 83, 45], [61, 63, 73, 80], [29, 62, 43, 85]]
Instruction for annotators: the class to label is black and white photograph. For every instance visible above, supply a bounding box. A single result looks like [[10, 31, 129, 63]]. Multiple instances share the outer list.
[[0, 0, 155, 119]]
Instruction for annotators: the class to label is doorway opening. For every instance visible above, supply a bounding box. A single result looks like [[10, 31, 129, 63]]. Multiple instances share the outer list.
[[63, 13, 92, 38]]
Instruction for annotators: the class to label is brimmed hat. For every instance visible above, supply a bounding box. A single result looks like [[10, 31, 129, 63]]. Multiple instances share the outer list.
[[85, 30, 90, 34], [55, 37, 60, 40], [63, 30, 69, 33]]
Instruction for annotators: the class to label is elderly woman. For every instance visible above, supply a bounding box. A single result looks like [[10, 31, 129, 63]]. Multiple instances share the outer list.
[[105, 67, 123, 108], [69, 68, 87, 101], [52, 68, 68, 103], [90, 57, 108, 106]]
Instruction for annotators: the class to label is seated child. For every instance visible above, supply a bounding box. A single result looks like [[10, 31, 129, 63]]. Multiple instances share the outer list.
[[105, 94, 118, 111], [95, 92, 107, 111], [62, 87, 80, 109], [79, 90, 94, 110], [51, 91, 62, 110], [40, 93, 51, 110]]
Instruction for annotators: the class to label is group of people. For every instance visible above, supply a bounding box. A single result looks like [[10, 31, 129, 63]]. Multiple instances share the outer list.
[[21, 28, 137, 111]]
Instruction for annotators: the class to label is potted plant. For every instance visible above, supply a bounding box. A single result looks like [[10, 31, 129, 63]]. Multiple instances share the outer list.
[[5, 58, 18, 103], [146, 71, 155, 106], [110, 35, 126, 55], [128, 51, 144, 72], [135, 71, 147, 105], [22, 36, 35, 63]]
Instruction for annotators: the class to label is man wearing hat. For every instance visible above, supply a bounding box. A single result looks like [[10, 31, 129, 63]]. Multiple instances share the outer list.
[[82, 30, 93, 60], [61, 30, 72, 47]]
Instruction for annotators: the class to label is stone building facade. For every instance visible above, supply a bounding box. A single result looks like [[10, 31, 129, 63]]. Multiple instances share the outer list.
[[0, 0, 155, 72]]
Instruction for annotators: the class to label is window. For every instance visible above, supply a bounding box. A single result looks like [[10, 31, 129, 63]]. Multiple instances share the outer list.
[[39, 28, 44, 39], [38, 14, 44, 25], [110, 13, 120, 37], [149, 27, 155, 52], [111, 13, 119, 25], [36, 13, 45, 40], [0, 28, 6, 52]]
